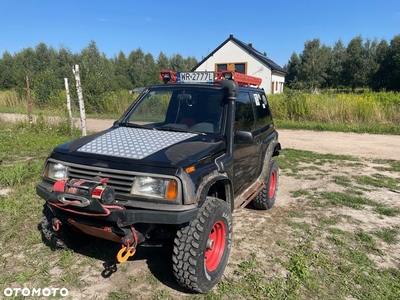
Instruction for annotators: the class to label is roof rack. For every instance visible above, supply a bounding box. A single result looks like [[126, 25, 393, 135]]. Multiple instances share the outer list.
[[215, 70, 262, 88], [159, 70, 262, 88]]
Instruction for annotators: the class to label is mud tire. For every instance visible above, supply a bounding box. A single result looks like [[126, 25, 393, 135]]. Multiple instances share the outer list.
[[41, 204, 83, 249], [253, 159, 279, 210], [172, 197, 232, 293]]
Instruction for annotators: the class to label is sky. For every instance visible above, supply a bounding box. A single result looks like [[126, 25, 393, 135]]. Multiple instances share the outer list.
[[0, 0, 399, 68]]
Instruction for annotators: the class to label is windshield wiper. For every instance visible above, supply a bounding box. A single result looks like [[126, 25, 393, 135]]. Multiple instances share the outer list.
[[119, 122, 148, 129], [154, 126, 205, 135]]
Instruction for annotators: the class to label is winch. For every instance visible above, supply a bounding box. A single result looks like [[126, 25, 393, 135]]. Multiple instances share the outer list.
[[53, 177, 115, 205]]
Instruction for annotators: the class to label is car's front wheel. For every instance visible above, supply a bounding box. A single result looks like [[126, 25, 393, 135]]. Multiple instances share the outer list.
[[172, 197, 233, 293], [41, 204, 86, 249]]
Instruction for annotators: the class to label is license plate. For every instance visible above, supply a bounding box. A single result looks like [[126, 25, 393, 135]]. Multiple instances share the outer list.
[[178, 72, 215, 83]]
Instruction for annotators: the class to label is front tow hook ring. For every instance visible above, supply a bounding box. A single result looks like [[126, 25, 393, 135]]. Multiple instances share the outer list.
[[117, 245, 136, 263]]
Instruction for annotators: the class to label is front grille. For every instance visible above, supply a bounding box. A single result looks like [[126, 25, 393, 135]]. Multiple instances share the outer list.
[[67, 164, 135, 195]]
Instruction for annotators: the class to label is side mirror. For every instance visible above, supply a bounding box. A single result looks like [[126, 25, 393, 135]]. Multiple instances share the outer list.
[[235, 130, 254, 144]]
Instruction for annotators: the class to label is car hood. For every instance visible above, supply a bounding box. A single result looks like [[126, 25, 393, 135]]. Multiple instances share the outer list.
[[52, 126, 225, 168]]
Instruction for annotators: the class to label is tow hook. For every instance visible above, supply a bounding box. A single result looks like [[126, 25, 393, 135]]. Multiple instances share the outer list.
[[52, 218, 61, 231], [116, 235, 137, 263]]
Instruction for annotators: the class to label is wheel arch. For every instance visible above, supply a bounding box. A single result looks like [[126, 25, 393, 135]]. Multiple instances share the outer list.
[[197, 173, 234, 212], [258, 140, 280, 183]]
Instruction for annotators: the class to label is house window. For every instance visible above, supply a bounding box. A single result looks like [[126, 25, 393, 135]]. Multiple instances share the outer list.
[[275, 81, 278, 91], [234, 63, 245, 74], [216, 64, 228, 72], [215, 62, 247, 74]]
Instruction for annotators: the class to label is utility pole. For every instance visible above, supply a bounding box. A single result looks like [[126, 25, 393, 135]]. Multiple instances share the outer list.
[[72, 65, 87, 136]]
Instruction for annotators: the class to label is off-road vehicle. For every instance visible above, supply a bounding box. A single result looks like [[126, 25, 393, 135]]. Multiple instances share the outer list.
[[36, 70, 281, 293]]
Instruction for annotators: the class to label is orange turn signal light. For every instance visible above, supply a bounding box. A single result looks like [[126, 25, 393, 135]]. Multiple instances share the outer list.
[[186, 166, 195, 173], [166, 180, 178, 200]]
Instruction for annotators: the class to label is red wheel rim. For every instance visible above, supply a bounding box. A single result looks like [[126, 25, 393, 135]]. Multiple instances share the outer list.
[[269, 170, 277, 199], [205, 220, 227, 272]]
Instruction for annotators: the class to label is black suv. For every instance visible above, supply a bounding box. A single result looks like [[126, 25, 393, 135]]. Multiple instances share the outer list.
[[36, 70, 281, 293]]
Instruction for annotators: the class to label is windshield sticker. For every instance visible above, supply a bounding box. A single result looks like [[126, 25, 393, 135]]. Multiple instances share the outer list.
[[78, 127, 196, 159], [254, 93, 261, 106]]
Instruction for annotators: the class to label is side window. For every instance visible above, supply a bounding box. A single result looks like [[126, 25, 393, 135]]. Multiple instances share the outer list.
[[235, 92, 255, 131], [253, 93, 272, 127]]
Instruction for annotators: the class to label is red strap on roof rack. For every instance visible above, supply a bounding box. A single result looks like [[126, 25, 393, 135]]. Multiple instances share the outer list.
[[215, 71, 262, 88]]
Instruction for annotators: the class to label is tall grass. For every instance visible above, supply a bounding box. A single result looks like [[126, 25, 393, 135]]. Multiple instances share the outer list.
[[269, 90, 400, 125], [0, 89, 138, 117], [0, 89, 21, 107]]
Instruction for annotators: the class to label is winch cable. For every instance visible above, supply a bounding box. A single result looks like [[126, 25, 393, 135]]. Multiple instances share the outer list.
[[48, 200, 123, 217]]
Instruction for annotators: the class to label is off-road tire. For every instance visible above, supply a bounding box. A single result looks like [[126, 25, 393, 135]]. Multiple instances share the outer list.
[[172, 197, 233, 293], [41, 204, 83, 249], [253, 159, 279, 210]]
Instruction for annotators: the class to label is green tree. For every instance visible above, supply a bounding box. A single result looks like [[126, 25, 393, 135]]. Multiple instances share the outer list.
[[12, 47, 38, 98], [78, 40, 115, 111], [0, 51, 16, 89], [156, 52, 170, 71], [127, 48, 146, 87], [298, 39, 330, 92], [284, 52, 302, 89], [327, 39, 346, 89], [113, 51, 132, 90], [343, 36, 367, 91], [143, 53, 158, 84], [185, 56, 198, 71], [371, 39, 390, 90], [387, 34, 400, 90], [170, 54, 187, 71], [363, 38, 379, 88]]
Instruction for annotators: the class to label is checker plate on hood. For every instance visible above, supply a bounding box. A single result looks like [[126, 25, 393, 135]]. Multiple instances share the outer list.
[[77, 127, 196, 159]]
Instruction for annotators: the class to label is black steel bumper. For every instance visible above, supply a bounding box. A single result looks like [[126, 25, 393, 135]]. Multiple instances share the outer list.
[[36, 184, 199, 227]]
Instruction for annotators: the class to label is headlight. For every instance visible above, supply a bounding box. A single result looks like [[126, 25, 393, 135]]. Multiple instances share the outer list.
[[131, 176, 178, 200], [44, 162, 68, 180]]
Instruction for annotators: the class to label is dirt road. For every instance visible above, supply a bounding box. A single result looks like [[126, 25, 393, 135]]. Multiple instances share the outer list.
[[1, 113, 399, 160]]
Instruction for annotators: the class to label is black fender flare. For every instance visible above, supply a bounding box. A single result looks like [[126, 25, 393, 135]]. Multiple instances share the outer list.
[[196, 171, 234, 211], [258, 140, 281, 183]]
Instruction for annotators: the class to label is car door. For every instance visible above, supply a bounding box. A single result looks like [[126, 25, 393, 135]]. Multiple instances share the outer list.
[[251, 91, 276, 175], [232, 91, 259, 194]]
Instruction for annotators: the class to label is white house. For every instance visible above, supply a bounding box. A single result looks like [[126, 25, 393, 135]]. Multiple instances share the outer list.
[[192, 34, 287, 94]]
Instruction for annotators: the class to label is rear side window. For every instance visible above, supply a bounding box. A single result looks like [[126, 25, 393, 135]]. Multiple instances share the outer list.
[[235, 92, 256, 131], [253, 92, 272, 127]]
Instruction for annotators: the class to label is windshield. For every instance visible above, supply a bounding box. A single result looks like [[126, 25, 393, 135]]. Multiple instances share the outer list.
[[121, 86, 226, 134]]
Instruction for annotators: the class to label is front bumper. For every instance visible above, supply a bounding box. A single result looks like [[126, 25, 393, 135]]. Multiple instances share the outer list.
[[36, 183, 199, 227]]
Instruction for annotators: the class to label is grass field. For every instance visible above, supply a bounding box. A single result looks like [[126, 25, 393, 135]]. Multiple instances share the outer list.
[[0, 119, 399, 299]]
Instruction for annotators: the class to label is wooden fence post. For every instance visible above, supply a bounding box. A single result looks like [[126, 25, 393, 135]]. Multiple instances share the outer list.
[[26, 75, 32, 124], [72, 65, 87, 136], [64, 78, 74, 132]]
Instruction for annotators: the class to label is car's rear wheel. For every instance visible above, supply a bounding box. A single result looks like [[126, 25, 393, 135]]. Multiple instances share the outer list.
[[253, 159, 279, 210], [172, 197, 232, 293]]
